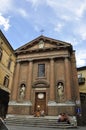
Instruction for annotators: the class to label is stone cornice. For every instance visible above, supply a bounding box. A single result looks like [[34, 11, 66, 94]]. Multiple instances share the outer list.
[[15, 45, 72, 55], [9, 101, 32, 106], [16, 34, 73, 50], [16, 54, 70, 63], [32, 80, 49, 88]]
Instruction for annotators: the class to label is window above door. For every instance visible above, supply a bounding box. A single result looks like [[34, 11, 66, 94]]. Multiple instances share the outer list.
[[38, 64, 45, 77]]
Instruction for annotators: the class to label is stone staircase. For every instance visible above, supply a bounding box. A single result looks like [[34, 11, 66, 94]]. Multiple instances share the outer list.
[[5, 115, 77, 129]]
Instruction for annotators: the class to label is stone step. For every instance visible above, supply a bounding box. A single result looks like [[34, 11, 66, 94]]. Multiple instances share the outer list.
[[5, 116, 77, 129]]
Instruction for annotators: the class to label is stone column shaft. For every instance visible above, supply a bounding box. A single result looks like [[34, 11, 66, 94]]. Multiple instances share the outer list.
[[11, 62, 20, 100], [49, 58, 55, 101], [65, 57, 71, 100], [25, 61, 33, 100]]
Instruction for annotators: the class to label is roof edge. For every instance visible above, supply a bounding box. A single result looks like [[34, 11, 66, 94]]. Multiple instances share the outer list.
[[77, 66, 86, 70], [0, 30, 14, 53], [15, 35, 72, 52]]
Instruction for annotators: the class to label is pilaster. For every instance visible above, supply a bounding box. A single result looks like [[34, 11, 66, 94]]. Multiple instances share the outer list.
[[49, 58, 55, 101], [64, 57, 71, 101], [25, 60, 33, 100], [11, 61, 20, 101]]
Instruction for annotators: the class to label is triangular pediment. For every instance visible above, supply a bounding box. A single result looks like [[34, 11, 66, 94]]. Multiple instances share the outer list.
[[15, 35, 72, 53]]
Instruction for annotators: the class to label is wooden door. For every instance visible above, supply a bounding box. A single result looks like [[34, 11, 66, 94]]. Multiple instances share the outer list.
[[35, 92, 46, 114]]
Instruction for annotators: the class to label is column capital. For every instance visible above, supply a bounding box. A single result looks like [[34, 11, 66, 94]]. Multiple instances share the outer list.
[[49, 57, 54, 60], [16, 59, 21, 63], [64, 56, 71, 61], [16, 59, 33, 63], [28, 59, 33, 62]]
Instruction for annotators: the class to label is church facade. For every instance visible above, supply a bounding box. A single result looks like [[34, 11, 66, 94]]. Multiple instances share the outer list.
[[8, 35, 80, 116]]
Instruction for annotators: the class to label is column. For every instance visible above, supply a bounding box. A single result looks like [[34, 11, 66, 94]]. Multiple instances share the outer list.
[[11, 61, 20, 101], [71, 52, 80, 101], [49, 58, 55, 101], [25, 60, 33, 100], [64, 57, 71, 101]]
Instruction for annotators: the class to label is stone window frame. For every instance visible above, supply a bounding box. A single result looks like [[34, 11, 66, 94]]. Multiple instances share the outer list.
[[38, 63, 45, 77], [7, 58, 12, 70], [3, 75, 9, 88], [78, 73, 82, 78]]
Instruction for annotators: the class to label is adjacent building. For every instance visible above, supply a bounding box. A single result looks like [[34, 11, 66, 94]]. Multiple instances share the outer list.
[[77, 66, 86, 123], [8, 35, 80, 116], [0, 30, 16, 118], [77, 66, 86, 93]]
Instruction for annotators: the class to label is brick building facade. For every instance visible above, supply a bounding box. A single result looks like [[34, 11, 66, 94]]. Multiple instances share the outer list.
[[8, 35, 80, 116]]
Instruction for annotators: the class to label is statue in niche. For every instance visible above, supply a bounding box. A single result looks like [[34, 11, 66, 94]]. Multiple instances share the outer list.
[[57, 82, 64, 102], [19, 84, 26, 100]]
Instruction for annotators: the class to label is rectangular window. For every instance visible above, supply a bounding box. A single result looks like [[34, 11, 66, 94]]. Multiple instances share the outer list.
[[38, 64, 45, 77], [78, 73, 82, 78], [3, 75, 9, 88], [8, 59, 12, 70]]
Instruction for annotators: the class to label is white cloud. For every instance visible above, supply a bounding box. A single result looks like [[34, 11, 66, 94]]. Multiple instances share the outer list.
[[17, 8, 28, 18], [74, 23, 86, 41], [0, 0, 13, 14], [0, 0, 28, 18], [0, 14, 10, 31], [76, 58, 86, 68], [0, 0, 13, 31], [54, 23, 64, 32], [66, 38, 79, 47], [78, 28, 86, 41], [76, 50, 86, 67], [75, 2, 86, 19], [46, 0, 86, 21], [34, 25, 39, 32], [72, 38, 79, 46], [26, 0, 42, 8]]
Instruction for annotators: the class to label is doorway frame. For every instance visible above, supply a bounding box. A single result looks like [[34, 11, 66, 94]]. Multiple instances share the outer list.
[[33, 90, 48, 115]]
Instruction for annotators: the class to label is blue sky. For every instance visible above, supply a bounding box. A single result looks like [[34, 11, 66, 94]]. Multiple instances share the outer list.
[[0, 0, 86, 67]]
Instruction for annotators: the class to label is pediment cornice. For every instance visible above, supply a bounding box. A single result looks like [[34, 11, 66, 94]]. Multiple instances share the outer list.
[[15, 35, 73, 55]]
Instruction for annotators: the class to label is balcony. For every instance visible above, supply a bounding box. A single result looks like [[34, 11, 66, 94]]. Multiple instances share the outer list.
[[78, 77, 85, 85]]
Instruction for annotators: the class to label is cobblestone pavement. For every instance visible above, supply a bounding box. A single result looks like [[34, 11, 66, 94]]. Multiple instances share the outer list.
[[7, 125, 86, 130]]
